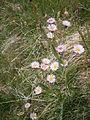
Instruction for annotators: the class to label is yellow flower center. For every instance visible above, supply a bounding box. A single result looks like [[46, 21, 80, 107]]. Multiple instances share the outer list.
[[50, 76, 53, 81], [42, 65, 46, 69], [37, 88, 40, 92], [54, 64, 57, 69], [26, 103, 30, 107], [76, 47, 80, 52], [59, 47, 62, 50], [32, 113, 35, 118], [63, 60, 66, 65], [49, 34, 52, 38], [45, 60, 47, 64], [51, 27, 54, 31], [50, 20, 53, 23], [34, 64, 37, 67]]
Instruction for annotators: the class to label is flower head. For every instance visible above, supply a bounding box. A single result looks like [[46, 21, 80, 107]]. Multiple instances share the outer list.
[[56, 45, 65, 53], [47, 32, 54, 39], [47, 17, 56, 24], [50, 62, 59, 71], [62, 20, 71, 27], [42, 58, 50, 64], [31, 61, 39, 68], [35, 86, 42, 95], [25, 103, 31, 109], [30, 112, 36, 120], [47, 24, 57, 31], [41, 63, 49, 71], [73, 44, 84, 54], [61, 60, 68, 67], [47, 74, 56, 83]]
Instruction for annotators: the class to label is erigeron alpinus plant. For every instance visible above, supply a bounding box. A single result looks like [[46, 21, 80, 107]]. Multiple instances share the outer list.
[[0, 1, 89, 120], [28, 17, 85, 120]]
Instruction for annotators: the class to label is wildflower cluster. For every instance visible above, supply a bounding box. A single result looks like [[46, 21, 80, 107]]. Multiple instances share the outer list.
[[47, 17, 57, 39], [31, 58, 59, 83], [26, 17, 85, 120]]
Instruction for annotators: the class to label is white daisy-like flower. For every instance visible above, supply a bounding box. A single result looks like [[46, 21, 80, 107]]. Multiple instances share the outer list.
[[47, 32, 54, 39], [47, 24, 57, 31], [30, 112, 36, 120], [41, 63, 49, 71], [62, 20, 71, 27], [31, 61, 39, 68], [61, 60, 68, 67], [42, 58, 50, 64], [25, 103, 31, 109], [56, 45, 65, 53], [50, 62, 59, 71], [47, 17, 56, 24], [73, 44, 84, 54], [47, 74, 56, 83], [35, 86, 42, 95]]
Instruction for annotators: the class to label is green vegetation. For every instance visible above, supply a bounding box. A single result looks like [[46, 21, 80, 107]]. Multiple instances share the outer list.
[[0, 0, 90, 120]]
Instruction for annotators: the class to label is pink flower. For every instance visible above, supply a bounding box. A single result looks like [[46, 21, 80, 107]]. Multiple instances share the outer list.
[[47, 24, 57, 31], [31, 61, 39, 68], [30, 112, 36, 120], [25, 103, 31, 109], [73, 44, 84, 54], [47, 74, 56, 83], [56, 45, 65, 53], [47, 17, 56, 24], [41, 63, 49, 71], [61, 60, 68, 67], [47, 32, 54, 39], [62, 20, 71, 27], [50, 62, 59, 71]]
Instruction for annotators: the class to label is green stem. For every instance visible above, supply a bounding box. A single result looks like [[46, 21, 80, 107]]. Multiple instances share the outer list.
[[78, 29, 89, 54]]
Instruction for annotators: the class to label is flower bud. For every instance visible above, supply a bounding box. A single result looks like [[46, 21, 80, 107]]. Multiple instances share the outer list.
[[64, 10, 69, 17], [57, 11, 60, 18]]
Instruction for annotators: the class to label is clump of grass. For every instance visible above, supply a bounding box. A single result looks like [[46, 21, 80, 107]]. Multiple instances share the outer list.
[[0, 0, 90, 120]]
